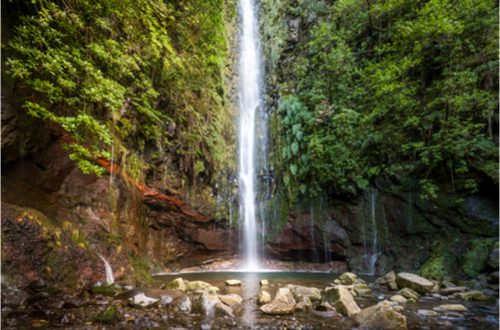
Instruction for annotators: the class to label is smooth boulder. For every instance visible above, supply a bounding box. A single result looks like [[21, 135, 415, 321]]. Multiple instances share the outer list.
[[218, 294, 243, 306], [323, 285, 360, 317], [260, 287, 296, 315], [433, 304, 468, 312], [258, 291, 271, 305], [376, 271, 398, 291], [354, 300, 407, 330], [225, 279, 241, 286], [286, 284, 322, 302], [396, 273, 434, 294]]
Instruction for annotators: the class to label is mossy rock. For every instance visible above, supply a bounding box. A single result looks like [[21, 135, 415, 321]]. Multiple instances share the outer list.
[[420, 255, 448, 281], [463, 238, 495, 278], [91, 284, 116, 296], [95, 306, 119, 324]]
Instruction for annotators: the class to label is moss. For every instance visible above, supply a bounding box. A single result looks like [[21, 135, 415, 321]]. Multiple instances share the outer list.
[[420, 255, 447, 280], [462, 238, 495, 278], [420, 238, 463, 281], [91, 284, 116, 296], [95, 306, 119, 324]]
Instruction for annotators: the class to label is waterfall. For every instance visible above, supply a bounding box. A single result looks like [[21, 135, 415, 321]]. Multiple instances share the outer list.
[[362, 189, 379, 275], [97, 253, 114, 285], [238, 0, 262, 270]]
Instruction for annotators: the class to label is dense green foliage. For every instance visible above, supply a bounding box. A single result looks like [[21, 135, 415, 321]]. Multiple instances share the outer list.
[[262, 0, 498, 200], [5, 0, 236, 188]]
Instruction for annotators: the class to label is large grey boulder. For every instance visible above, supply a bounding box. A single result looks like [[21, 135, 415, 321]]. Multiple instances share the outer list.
[[323, 285, 361, 317], [286, 284, 322, 301], [354, 300, 407, 330], [396, 273, 434, 294], [337, 272, 358, 285], [376, 271, 398, 290]]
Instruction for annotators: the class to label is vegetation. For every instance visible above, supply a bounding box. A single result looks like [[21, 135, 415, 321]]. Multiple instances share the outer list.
[[5, 0, 236, 190], [261, 0, 498, 201]]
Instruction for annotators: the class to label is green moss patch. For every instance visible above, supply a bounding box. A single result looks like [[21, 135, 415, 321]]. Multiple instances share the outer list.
[[462, 238, 496, 278]]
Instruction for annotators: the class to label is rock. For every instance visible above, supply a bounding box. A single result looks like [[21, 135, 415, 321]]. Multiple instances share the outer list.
[[433, 304, 468, 312], [286, 284, 322, 301], [323, 285, 361, 317], [178, 296, 192, 313], [167, 278, 186, 292], [376, 271, 398, 290], [396, 272, 434, 294], [417, 309, 438, 317], [203, 286, 220, 295], [260, 288, 296, 315], [260, 279, 269, 286], [390, 295, 407, 303], [455, 290, 492, 301], [316, 302, 336, 312], [129, 293, 159, 308], [338, 272, 358, 285], [353, 283, 373, 297], [354, 300, 407, 330], [258, 291, 271, 305], [225, 279, 241, 286], [185, 281, 212, 291], [160, 295, 173, 305], [397, 288, 419, 302], [440, 287, 467, 295], [441, 280, 457, 288], [215, 302, 234, 317], [1, 289, 30, 306], [201, 291, 220, 316], [295, 296, 313, 310], [218, 294, 243, 306]]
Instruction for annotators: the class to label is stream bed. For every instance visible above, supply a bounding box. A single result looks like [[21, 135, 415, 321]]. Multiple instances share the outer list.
[[2, 271, 498, 329]]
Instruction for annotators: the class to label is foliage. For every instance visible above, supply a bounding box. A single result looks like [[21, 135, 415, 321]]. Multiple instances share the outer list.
[[5, 0, 236, 189], [462, 238, 495, 278], [261, 0, 498, 201]]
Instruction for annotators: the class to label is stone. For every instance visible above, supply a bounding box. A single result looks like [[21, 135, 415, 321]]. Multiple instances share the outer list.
[[259, 288, 296, 315], [440, 287, 467, 296], [129, 293, 159, 308], [337, 272, 358, 285], [286, 284, 322, 301], [397, 288, 419, 302], [260, 279, 269, 286], [218, 294, 243, 306], [225, 279, 241, 286], [396, 272, 434, 294], [417, 309, 438, 317], [201, 292, 220, 316], [295, 296, 313, 311], [316, 302, 336, 312], [215, 302, 234, 317], [455, 290, 492, 301], [1, 289, 30, 307], [390, 295, 407, 303], [203, 286, 220, 295], [258, 291, 271, 305], [178, 296, 192, 313], [488, 241, 499, 269], [323, 285, 361, 317], [441, 280, 457, 288], [160, 295, 173, 305], [376, 271, 398, 290], [433, 304, 468, 312], [185, 281, 212, 291], [167, 278, 186, 292], [354, 300, 407, 330], [354, 283, 373, 297]]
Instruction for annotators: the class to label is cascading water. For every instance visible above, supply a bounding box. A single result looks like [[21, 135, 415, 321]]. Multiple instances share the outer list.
[[97, 253, 114, 285], [238, 0, 262, 271]]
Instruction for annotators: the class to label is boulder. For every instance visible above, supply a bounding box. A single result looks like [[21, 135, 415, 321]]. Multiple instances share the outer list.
[[433, 304, 468, 312], [316, 302, 336, 312], [417, 309, 438, 317], [185, 281, 212, 291], [167, 278, 186, 292], [286, 284, 322, 301], [129, 293, 159, 308], [454, 290, 492, 301], [218, 294, 243, 306], [215, 302, 234, 317], [260, 279, 269, 286], [295, 296, 313, 310], [440, 287, 467, 296], [396, 273, 434, 294], [397, 288, 419, 302], [258, 291, 271, 305], [390, 295, 407, 303], [260, 287, 296, 315], [323, 285, 361, 317], [201, 291, 220, 316], [160, 295, 173, 305], [354, 300, 407, 330], [225, 279, 241, 286], [376, 271, 398, 290], [338, 272, 358, 285], [353, 283, 373, 297]]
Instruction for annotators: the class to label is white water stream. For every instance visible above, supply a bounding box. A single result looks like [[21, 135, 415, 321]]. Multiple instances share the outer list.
[[238, 0, 262, 271], [97, 253, 115, 285]]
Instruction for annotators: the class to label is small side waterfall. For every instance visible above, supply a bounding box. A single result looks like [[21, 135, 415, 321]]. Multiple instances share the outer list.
[[362, 189, 380, 275], [238, 0, 263, 270], [97, 253, 114, 285]]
